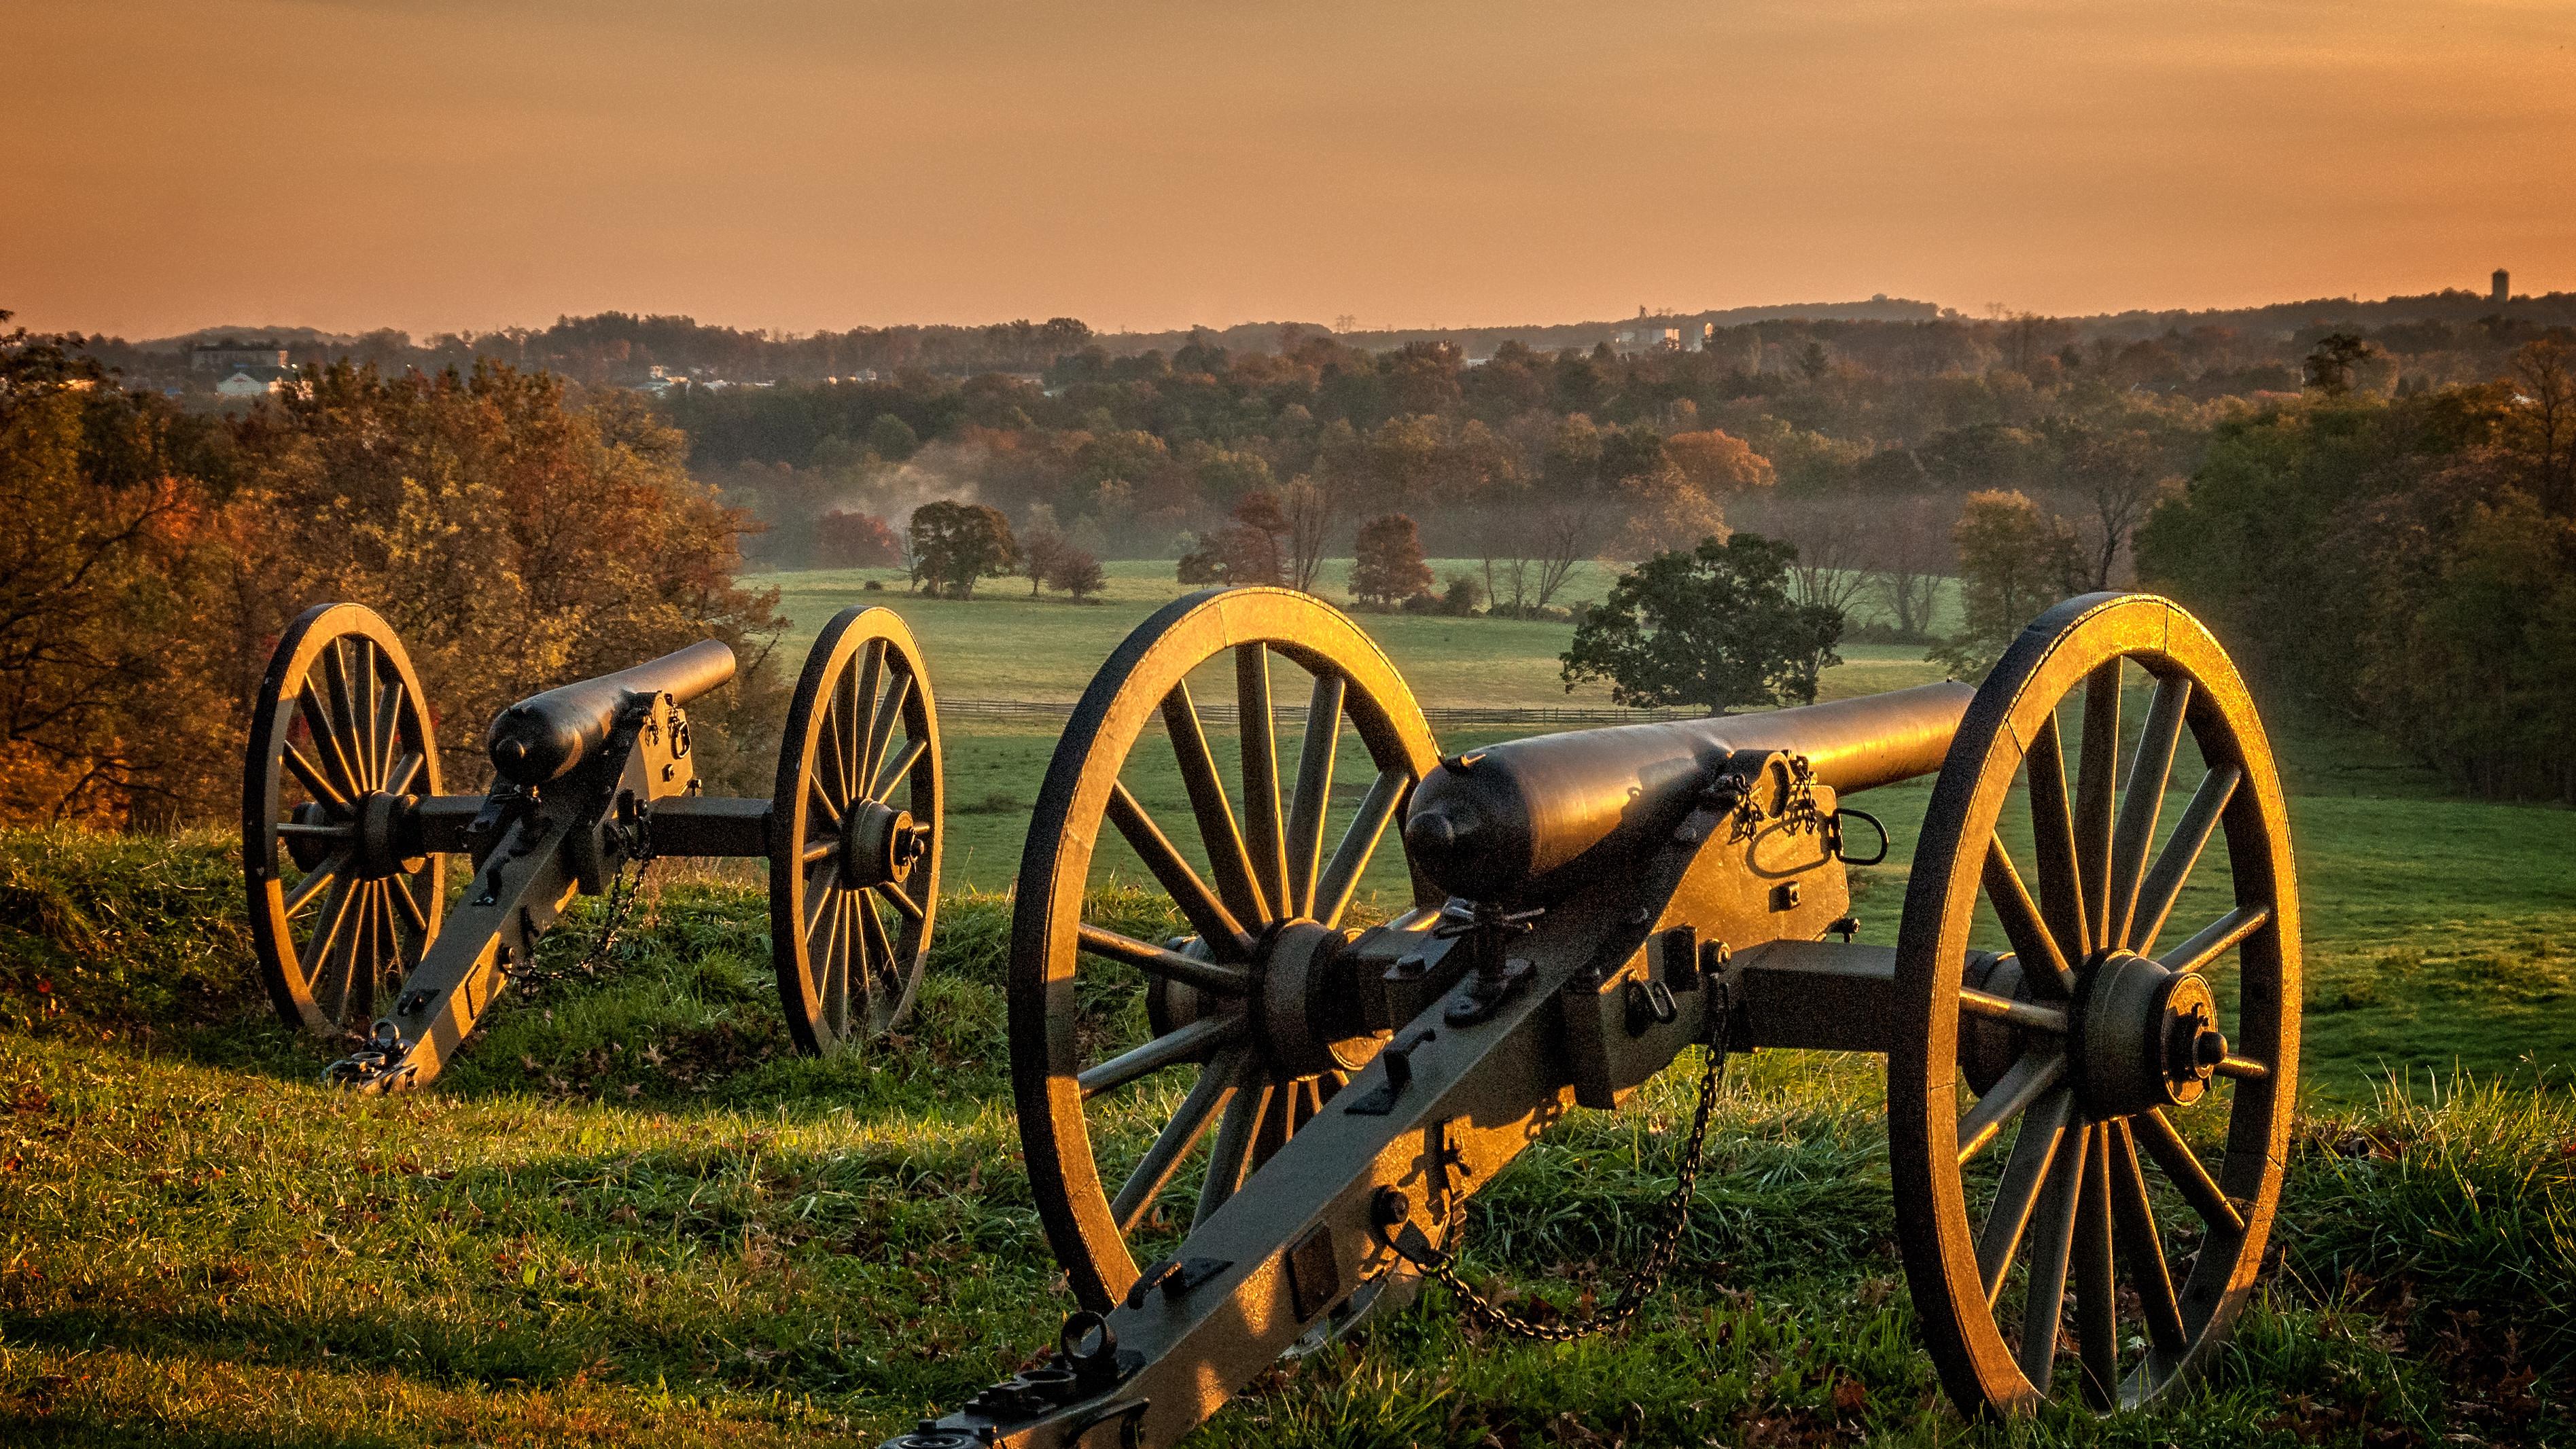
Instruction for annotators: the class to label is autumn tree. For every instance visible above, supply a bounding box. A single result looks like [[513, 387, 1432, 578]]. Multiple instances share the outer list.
[[908, 499, 1019, 598], [1933, 489, 2086, 679], [1663, 429, 1776, 493], [0, 324, 234, 824], [1561, 533, 1844, 713], [1349, 513, 1432, 607], [236, 363, 790, 795], [815, 509, 902, 567]]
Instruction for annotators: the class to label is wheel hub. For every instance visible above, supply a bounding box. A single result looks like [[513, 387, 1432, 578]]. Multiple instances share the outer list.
[[840, 801, 925, 887], [1253, 918, 1373, 1076], [2075, 950, 2227, 1116]]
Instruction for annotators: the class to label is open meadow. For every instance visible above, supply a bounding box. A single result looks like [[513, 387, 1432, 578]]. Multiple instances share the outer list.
[[1, 573, 2569, 1447]]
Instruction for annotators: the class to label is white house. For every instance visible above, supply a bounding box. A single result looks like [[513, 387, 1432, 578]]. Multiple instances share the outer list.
[[215, 370, 278, 398]]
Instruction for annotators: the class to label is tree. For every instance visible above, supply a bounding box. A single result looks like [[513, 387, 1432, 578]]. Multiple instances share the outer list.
[[1664, 429, 1776, 493], [2054, 423, 2183, 589], [1861, 495, 1954, 642], [908, 499, 1018, 598], [1279, 476, 1337, 593], [867, 412, 921, 460], [815, 509, 902, 567], [1933, 489, 2086, 679], [2302, 333, 2379, 397], [1560, 533, 1845, 713], [1021, 520, 1076, 596], [1349, 514, 1432, 607], [0, 327, 232, 824], [1051, 548, 1108, 601]]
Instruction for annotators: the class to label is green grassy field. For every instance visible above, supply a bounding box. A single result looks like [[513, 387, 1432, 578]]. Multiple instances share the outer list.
[[0, 571, 2569, 1446]]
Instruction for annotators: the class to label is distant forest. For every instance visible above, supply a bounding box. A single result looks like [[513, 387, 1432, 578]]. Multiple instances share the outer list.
[[12, 283, 2574, 819]]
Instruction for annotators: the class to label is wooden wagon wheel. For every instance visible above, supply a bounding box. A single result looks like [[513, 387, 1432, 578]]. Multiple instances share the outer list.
[[771, 605, 942, 1055], [243, 603, 446, 1037], [1012, 588, 1444, 1310], [1891, 592, 2301, 1414]]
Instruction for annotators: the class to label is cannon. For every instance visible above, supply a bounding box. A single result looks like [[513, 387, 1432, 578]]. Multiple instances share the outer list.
[[889, 586, 2298, 1443], [241, 602, 943, 1092]]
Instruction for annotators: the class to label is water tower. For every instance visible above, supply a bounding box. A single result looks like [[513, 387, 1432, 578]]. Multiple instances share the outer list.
[[2492, 268, 2511, 306]]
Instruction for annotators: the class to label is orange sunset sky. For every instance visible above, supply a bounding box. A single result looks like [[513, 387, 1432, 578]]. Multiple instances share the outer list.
[[7, 0, 2574, 340]]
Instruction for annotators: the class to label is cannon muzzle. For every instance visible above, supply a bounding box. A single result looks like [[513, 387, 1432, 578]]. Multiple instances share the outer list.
[[1403, 681, 1973, 903], [486, 639, 737, 785]]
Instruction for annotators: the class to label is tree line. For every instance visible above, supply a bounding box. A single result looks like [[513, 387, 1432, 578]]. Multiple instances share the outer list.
[[0, 315, 783, 827]]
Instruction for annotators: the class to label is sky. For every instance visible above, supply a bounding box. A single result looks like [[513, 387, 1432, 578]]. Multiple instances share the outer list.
[[7, 0, 2575, 340]]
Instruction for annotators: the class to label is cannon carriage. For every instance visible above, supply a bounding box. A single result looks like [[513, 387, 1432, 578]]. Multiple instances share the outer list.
[[241, 601, 943, 1092], [892, 586, 2297, 1445]]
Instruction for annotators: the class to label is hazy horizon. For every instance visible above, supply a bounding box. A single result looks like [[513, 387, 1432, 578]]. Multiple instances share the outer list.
[[8, 1, 2572, 340]]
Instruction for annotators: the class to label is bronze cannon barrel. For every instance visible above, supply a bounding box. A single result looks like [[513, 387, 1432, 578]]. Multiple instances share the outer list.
[[486, 639, 737, 785], [1402, 681, 1973, 903]]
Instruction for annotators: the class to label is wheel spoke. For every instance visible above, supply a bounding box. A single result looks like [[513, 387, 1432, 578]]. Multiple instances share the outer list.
[[1958, 1050, 2068, 1164], [1283, 673, 1344, 918], [1982, 838, 2077, 997], [364, 883, 398, 1016], [361, 647, 398, 789], [1236, 645, 1290, 918], [2073, 1122, 2119, 1409], [300, 876, 357, 999], [1080, 1014, 1246, 1098], [1959, 987, 2068, 1034], [297, 683, 363, 802], [2075, 661, 2122, 952], [1112, 1047, 1243, 1234], [1106, 782, 1252, 959], [283, 853, 349, 918], [2159, 902, 2271, 978], [321, 642, 375, 792], [2107, 676, 2191, 951], [2134, 1107, 2245, 1236], [864, 668, 912, 792], [2107, 1119, 2189, 1362], [2026, 711, 2092, 963], [1195, 1070, 1272, 1228], [858, 893, 902, 997], [807, 773, 843, 832], [802, 864, 842, 936], [1077, 923, 1253, 995], [2128, 765, 2240, 954], [281, 740, 351, 815], [1314, 768, 1407, 929], [822, 891, 852, 1035], [870, 733, 928, 804], [877, 878, 925, 923], [1978, 1087, 2075, 1304], [839, 639, 881, 809], [1161, 681, 1271, 926], [2017, 1114, 2092, 1395], [382, 750, 423, 798], [390, 869, 431, 935], [801, 834, 837, 867]]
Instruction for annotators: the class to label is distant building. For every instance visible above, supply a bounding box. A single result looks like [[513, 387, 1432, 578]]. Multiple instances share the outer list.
[[191, 340, 289, 372], [1615, 325, 1683, 353], [215, 369, 281, 398], [2492, 268, 2511, 306]]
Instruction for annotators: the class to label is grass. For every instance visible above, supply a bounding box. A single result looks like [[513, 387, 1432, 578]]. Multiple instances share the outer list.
[[1, 823, 2571, 1447], [1, 573, 2569, 1446]]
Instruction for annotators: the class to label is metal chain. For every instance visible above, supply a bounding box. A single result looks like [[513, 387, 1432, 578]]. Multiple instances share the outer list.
[[511, 848, 656, 998], [1388, 1041, 1727, 1340]]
